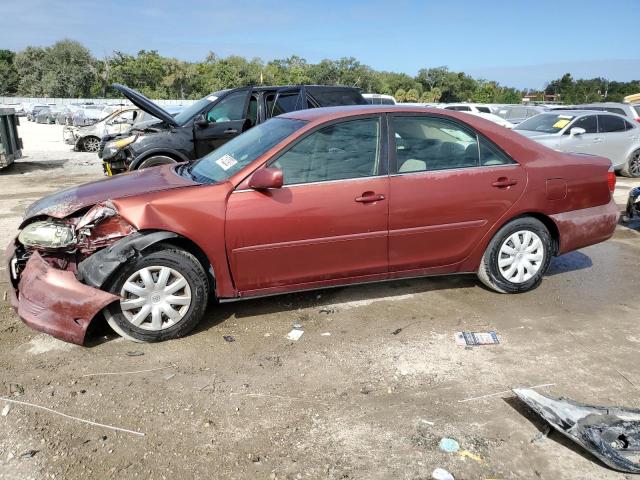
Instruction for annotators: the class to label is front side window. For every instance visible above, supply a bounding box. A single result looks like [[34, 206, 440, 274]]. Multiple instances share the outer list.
[[273, 117, 380, 185], [393, 116, 480, 173], [206, 91, 247, 123], [565, 115, 597, 134], [186, 118, 307, 184], [598, 115, 625, 133]]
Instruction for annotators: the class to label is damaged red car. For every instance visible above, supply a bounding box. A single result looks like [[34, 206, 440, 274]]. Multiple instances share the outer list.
[[7, 105, 620, 344]]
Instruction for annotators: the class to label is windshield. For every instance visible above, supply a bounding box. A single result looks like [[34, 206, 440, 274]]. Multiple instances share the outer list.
[[186, 118, 307, 184], [173, 91, 227, 125], [515, 113, 575, 133]]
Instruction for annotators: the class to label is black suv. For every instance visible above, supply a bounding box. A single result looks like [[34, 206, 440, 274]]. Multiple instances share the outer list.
[[101, 84, 367, 175]]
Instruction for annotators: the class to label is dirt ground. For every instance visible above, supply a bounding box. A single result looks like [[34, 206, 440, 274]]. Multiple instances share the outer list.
[[1, 121, 639, 480]]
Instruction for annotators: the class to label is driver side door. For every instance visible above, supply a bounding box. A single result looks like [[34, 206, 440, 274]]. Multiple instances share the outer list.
[[193, 89, 251, 157]]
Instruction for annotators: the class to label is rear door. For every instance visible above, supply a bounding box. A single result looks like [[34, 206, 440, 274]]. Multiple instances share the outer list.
[[193, 89, 251, 157], [596, 114, 634, 165], [264, 88, 304, 118], [388, 114, 526, 272], [225, 115, 389, 293]]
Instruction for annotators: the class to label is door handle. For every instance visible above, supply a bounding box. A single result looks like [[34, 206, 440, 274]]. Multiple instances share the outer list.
[[355, 192, 385, 203], [224, 128, 238, 134], [492, 177, 517, 188], [593, 137, 603, 143]]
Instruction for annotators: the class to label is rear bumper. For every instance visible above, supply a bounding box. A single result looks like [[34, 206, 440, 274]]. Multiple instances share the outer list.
[[550, 198, 620, 254], [6, 248, 118, 345]]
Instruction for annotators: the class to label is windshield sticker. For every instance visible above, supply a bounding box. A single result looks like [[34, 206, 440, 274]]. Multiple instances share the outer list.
[[215, 154, 238, 170], [553, 119, 571, 129], [206, 95, 219, 102]]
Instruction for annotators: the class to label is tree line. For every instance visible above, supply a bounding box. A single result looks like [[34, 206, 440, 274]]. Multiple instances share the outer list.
[[1, 39, 638, 104]]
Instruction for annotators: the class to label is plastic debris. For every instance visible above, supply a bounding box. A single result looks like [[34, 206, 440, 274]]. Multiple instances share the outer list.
[[439, 437, 460, 453], [125, 351, 144, 356], [19, 450, 38, 459], [391, 328, 402, 335], [455, 331, 499, 346], [1, 404, 11, 416], [459, 450, 483, 463], [514, 388, 640, 473], [223, 335, 235, 343], [432, 468, 454, 480], [286, 329, 304, 341], [320, 332, 331, 336]]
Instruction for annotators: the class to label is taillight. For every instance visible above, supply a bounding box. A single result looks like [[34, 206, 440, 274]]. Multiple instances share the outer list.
[[607, 165, 616, 194], [636, 118, 640, 123]]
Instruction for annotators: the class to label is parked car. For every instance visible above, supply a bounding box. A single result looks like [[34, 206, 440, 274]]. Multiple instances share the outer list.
[[35, 107, 54, 124], [441, 103, 495, 114], [72, 105, 106, 126], [438, 104, 513, 128], [363, 94, 397, 105], [514, 110, 640, 177], [495, 105, 548, 125], [8, 105, 619, 344], [64, 107, 141, 152], [26, 105, 49, 122], [100, 83, 368, 175], [566, 102, 640, 123]]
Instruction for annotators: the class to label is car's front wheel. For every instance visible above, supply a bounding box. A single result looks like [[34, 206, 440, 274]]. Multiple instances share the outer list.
[[82, 136, 100, 152], [477, 217, 552, 293], [104, 246, 209, 342], [137, 155, 177, 170]]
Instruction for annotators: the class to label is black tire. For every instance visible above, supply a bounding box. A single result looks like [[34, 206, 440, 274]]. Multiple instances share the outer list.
[[82, 136, 100, 152], [104, 246, 209, 342], [477, 217, 553, 294], [137, 155, 177, 170], [621, 149, 640, 178]]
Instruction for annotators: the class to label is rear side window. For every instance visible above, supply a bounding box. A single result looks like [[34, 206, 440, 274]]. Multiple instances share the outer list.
[[598, 115, 626, 133], [603, 107, 626, 116], [634, 106, 640, 117], [477, 106, 491, 113], [479, 138, 515, 166], [392, 116, 480, 173], [306, 88, 366, 107], [624, 120, 636, 131], [565, 115, 597, 134], [266, 92, 301, 118]]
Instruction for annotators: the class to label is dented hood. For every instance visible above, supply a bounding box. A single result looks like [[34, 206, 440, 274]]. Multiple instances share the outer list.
[[24, 165, 197, 221]]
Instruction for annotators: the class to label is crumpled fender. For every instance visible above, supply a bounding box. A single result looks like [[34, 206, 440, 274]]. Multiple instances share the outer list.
[[77, 230, 178, 288]]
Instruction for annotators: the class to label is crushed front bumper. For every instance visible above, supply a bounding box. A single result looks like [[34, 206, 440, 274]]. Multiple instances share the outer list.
[[6, 247, 118, 344]]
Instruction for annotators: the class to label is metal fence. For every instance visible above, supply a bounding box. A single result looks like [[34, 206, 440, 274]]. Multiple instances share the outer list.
[[0, 97, 196, 107]]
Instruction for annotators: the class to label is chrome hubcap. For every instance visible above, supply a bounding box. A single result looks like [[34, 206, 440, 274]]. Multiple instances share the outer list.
[[119, 266, 191, 331], [85, 138, 99, 151], [498, 230, 544, 284]]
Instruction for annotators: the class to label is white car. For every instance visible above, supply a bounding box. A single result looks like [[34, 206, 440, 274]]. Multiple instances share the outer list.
[[363, 94, 397, 105], [464, 111, 515, 128], [438, 104, 514, 128]]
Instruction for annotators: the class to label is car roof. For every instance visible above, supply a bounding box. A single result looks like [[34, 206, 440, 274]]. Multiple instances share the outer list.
[[539, 109, 629, 118], [210, 85, 362, 96]]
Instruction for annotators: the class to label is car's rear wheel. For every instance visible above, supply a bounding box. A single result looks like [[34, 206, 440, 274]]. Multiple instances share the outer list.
[[621, 150, 640, 178], [477, 217, 552, 293], [137, 156, 177, 170], [82, 136, 100, 152], [104, 246, 209, 342]]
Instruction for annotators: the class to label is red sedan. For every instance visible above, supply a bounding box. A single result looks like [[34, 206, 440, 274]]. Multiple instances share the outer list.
[[7, 105, 619, 343]]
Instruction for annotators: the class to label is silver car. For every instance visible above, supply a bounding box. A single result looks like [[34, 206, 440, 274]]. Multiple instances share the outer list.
[[514, 110, 640, 177]]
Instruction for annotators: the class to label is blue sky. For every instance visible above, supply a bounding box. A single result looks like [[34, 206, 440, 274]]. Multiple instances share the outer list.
[[3, 0, 639, 89]]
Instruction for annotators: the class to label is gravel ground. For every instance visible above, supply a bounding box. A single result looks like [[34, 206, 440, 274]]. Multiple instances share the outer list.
[[0, 121, 639, 480]]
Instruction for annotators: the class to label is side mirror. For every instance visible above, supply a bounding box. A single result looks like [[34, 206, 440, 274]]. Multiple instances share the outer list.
[[570, 127, 586, 136], [194, 113, 209, 129], [248, 167, 283, 190]]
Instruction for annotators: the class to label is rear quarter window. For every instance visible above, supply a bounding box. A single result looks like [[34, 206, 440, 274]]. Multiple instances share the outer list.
[[603, 107, 626, 116]]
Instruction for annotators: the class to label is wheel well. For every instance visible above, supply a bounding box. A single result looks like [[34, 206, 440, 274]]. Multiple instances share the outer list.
[[511, 212, 560, 255], [133, 152, 182, 170], [159, 236, 216, 294]]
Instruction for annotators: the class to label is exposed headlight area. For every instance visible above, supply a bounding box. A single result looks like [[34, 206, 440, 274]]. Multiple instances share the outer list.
[[102, 135, 137, 160], [17, 219, 75, 249]]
